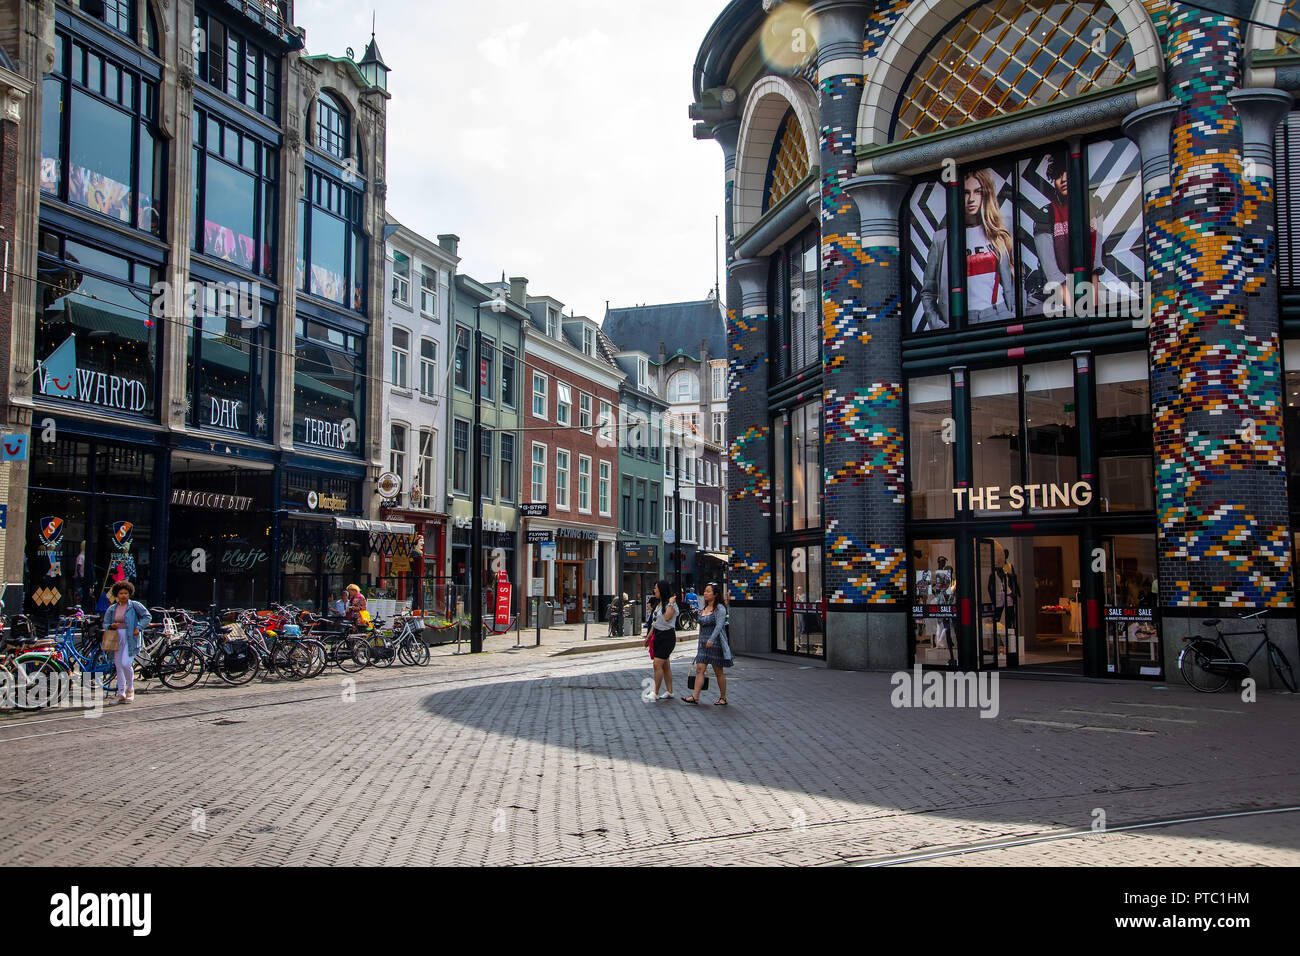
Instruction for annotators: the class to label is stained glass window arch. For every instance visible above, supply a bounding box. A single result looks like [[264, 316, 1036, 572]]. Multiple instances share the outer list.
[[893, 0, 1138, 141], [1277, 1, 1300, 55], [764, 109, 811, 212]]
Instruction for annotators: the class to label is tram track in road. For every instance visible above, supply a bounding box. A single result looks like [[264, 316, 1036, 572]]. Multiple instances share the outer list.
[[525, 777, 1300, 867], [845, 805, 1300, 866], [0, 645, 655, 744]]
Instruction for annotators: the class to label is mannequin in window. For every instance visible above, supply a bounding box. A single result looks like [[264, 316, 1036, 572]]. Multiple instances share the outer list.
[[920, 169, 1016, 330], [987, 560, 1020, 645], [931, 556, 956, 665]]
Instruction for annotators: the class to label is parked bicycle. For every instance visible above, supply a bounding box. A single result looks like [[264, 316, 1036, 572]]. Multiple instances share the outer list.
[[1179, 611, 1297, 693]]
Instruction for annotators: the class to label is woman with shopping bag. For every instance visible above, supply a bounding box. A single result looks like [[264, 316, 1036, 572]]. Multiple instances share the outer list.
[[102, 581, 151, 704], [681, 583, 732, 705]]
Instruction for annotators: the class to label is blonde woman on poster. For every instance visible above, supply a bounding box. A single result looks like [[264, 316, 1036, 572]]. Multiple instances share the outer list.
[[920, 168, 1016, 328]]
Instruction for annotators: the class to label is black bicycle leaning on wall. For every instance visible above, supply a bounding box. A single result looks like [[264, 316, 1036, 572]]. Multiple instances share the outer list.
[[1178, 610, 1297, 693]]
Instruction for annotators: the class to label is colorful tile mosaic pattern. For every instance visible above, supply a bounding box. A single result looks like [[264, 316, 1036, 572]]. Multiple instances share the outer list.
[[1147, 9, 1293, 608], [728, 425, 773, 516], [827, 520, 907, 604], [729, 553, 773, 602], [863, 0, 909, 60], [818, 58, 907, 607]]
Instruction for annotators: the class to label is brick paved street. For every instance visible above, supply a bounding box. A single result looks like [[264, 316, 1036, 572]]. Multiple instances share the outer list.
[[0, 639, 1296, 866]]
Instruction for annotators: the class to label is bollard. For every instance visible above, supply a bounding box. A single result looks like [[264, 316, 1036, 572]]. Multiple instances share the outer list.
[[534, 597, 541, 647]]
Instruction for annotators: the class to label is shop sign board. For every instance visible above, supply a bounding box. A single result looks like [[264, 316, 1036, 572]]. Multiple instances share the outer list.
[[951, 480, 1092, 512], [520, 503, 549, 517], [526, 530, 553, 544], [171, 489, 254, 511], [494, 570, 512, 631]]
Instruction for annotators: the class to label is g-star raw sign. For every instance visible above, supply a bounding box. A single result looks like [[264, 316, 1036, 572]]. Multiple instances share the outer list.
[[952, 481, 1092, 512], [171, 489, 253, 511]]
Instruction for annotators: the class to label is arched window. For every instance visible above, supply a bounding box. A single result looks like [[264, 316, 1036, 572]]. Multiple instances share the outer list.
[[764, 109, 810, 212], [894, 1, 1136, 140], [317, 92, 349, 159], [668, 371, 699, 404]]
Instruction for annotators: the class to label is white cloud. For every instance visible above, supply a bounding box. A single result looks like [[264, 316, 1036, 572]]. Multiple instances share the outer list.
[[295, 0, 727, 320]]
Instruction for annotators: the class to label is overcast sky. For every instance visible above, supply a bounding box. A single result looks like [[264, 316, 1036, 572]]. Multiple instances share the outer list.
[[295, 0, 728, 322]]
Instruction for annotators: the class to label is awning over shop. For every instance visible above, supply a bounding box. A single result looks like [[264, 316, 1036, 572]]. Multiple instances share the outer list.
[[335, 517, 416, 534], [699, 552, 730, 564]]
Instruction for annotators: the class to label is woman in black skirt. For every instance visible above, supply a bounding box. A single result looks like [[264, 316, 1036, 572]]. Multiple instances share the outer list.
[[647, 580, 678, 701], [682, 583, 731, 705]]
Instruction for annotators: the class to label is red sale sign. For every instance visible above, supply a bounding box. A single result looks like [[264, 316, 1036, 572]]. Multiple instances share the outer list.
[[493, 570, 512, 632]]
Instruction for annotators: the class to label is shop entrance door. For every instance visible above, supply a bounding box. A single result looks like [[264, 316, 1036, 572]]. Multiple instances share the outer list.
[[976, 538, 1018, 669], [976, 534, 1085, 672], [556, 561, 583, 624]]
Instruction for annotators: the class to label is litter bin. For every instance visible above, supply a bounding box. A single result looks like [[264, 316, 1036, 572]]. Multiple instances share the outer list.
[[536, 601, 555, 629]]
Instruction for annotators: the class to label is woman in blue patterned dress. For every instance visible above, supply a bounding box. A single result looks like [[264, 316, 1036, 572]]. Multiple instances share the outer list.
[[681, 583, 731, 705]]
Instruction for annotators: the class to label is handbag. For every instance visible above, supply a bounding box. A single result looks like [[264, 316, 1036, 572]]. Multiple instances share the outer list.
[[688, 672, 709, 691], [101, 629, 119, 652]]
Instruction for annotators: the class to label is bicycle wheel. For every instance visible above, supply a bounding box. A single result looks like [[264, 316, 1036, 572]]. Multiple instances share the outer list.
[[215, 643, 259, 685], [1179, 640, 1231, 693], [333, 636, 370, 673], [300, 640, 327, 679], [14, 657, 70, 710], [159, 645, 204, 690], [85, 647, 117, 694], [286, 643, 315, 680], [371, 639, 395, 668], [1268, 642, 1297, 692], [269, 643, 303, 681], [399, 635, 430, 667]]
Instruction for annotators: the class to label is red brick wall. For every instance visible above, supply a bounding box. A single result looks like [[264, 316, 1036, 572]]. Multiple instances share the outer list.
[[521, 353, 619, 530]]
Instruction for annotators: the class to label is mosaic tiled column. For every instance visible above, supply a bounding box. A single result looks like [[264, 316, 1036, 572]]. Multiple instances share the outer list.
[[726, 257, 773, 652], [1146, 10, 1293, 615], [809, 1, 906, 669]]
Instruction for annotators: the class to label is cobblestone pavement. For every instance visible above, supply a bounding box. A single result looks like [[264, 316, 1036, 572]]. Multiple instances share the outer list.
[[0, 640, 1296, 867]]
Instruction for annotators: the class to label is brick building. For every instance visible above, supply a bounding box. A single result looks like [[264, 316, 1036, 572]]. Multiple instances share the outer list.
[[692, 0, 1300, 686], [520, 286, 622, 624]]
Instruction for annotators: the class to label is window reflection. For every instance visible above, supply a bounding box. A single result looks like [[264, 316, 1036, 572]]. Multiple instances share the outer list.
[[970, 367, 1019, 515], [908, 375, 954, 519], [1096, 352, 1153, 512]]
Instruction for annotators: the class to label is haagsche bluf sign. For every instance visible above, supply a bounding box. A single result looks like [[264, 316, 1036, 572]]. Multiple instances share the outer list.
[[952, 481, 1092, 511]]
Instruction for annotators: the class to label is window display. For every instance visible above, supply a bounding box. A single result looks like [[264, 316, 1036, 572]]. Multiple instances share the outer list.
[[906, 139, 1144, 333], [911, 539, 956, 667]]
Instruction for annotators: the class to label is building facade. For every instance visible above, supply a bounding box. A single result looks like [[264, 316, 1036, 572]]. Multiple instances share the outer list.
[[521, 291, 621, 624], [4, 0, 392, 617], [377, 217, 457, 610], [611, 345, 667, 610], [694, 0, 1300, 684], [446, 272, 527, 617], [603, 298, 729, 595]]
